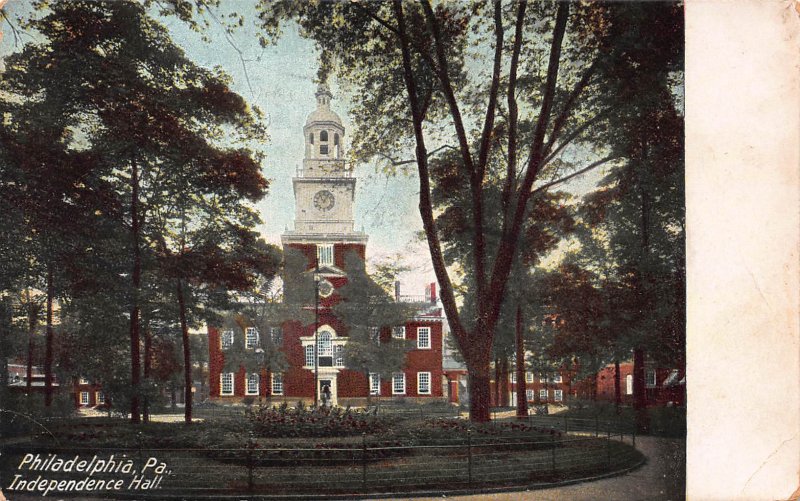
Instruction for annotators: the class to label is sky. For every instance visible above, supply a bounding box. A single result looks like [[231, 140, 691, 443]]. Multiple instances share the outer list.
[[0, 2, 605, 298]]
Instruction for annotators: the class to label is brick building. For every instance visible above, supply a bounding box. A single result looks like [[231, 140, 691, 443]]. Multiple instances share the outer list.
[[208, 85, 444, 406]]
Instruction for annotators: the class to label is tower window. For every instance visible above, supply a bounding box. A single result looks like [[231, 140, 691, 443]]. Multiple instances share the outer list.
[[334, 133, 339, 146], [320, 130, 328, 142], [309, 133, 314, 144], [317, 244, 333, 266], [320, 145, 328, 155]]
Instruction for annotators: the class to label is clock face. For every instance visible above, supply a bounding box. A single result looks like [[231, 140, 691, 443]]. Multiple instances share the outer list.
[[318, 279, 334, 297], [313, 190, 335, 212]]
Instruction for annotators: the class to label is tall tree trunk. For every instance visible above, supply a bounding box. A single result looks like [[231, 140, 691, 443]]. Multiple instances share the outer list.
[[142, 323, 152, 423], [493, 358, 500, 407], [614, 359, 622, 414], [633, 348, 649, 433], [25, 290, 35, 394], [129, 156, 142, 424], [176, 279, 193, 425], [44, 264, 54, 407], [499, 356, 509, 407], [468, 365, 491, 422], [515, 305, 528, 418], [590, 371, 598, 402]]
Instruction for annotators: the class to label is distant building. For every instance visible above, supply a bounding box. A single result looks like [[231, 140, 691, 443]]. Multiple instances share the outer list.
[[208, 84, 445, 406]]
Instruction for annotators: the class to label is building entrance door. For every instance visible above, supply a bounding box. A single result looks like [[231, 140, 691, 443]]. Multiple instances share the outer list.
[[318, 378, 336, 407]]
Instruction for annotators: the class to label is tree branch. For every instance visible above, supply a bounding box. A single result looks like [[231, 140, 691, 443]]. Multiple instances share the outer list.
[[531, 155, 618, 195], [376, 144, 457, 167], [391, 0, 466, 347], [541, 109, 610, 166], [543, 59, 598, 157], [502, 0, 527, 216]]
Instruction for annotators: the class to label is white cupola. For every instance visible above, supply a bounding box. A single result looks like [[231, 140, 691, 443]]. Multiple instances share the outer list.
[[304, 83, 345, 161]]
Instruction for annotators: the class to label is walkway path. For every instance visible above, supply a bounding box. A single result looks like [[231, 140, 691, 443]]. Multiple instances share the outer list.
[[414, 435, 685, 501]]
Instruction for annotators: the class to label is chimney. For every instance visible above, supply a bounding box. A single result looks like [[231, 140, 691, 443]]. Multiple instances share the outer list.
[[394, 281, 401, 302], [429, 282, 437, 304]]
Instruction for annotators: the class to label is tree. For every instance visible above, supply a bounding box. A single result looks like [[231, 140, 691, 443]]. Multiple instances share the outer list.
[[334, 252, 417, 403], [257, 1, 682, 421], [3, 1, 271, 422]]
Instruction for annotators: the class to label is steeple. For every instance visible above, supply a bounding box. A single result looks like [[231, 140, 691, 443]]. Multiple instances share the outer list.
[[304, 82, 346, 169], [315, 83, 333, 107]]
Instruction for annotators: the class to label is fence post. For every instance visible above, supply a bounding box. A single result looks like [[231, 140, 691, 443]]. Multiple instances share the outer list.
[[362, 432, 367, 492], [467, 428, 473, 487], [247, 432, 255, 492], [551, 434, 556, 474], [606, 428, 611, 467]]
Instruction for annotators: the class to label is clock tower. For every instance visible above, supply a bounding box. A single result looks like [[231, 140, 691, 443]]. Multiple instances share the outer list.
[[282, 83, 368, 270]]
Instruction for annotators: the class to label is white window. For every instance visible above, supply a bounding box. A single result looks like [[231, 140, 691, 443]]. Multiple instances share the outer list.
[[417, 327, 431, 349], [79, 377, 89, 385], [626, 374, 633, 395], [392, 326, 405, 339], [80, 392, 89, 405], [317, 244, 333, 266], [305, 345, 315, 366], [646, 369, 657, 387], [271, 373, 284, 395], [539, 375, 547, 383], [369, 326, 380, 344], [96, 392, 105, 405], [554, 389, 563, 402], [334, 345, 344, 367], [392, 373, 406, 395], [271, 327, 283, 345], [246, 373, 259, 395], [245, 327, 259, 349], [539, 389, 548, 400], [369, 373, 381, 395], [417, 372, 431, 395], [510, 372, 517, 384], [220, 373, 234, 396], [221, 330, 234, 350], [319, 332, 333, 357], [552, 374, 563, 383], [526, 389, 534, 401], [525, 372, 534, 383]]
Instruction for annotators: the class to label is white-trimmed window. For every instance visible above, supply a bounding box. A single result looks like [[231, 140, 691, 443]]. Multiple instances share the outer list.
[[319, 332, 333, 357], [539, 389, 548, 400], [554, 389, 563, 402], [271, 327, 283, 345], [271, 373, 284, 395], [305, 345, 315, 366], [369, 326, 380, 344], [526, 389, 534, 401], [392, 326, 405, 339], [245, 327, 259, 349], [220, 373, 234, 396], [417, 327, 431, 349], [369, 373, 381, 395], [525, 372, 534, 383], [246, 373, 259, 395], [626, 374, 633, 395], [539, 375, 547, 383], [317, 244, 334, 266], [392, 373, 406, 395], [417, 372, 431, 395], [96, 392, 105, 405], [80, 391, 89, 405], [334, 345, 344, 367], [552, 374, 563, 384], [79, 377, 89, 385], [510, 372, 517, 384], [221, 330, 234, 350], [646, 369, 657, 387]]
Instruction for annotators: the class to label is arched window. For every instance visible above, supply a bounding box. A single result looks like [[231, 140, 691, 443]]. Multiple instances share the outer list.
[[334, 133, 339, 146], [319, 332, 332, 356], [309, 133, 314, 144], [320, 130, 328, 142]]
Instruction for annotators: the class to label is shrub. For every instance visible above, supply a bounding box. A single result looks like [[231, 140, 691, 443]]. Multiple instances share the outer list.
[[247, 404, 389, 438]]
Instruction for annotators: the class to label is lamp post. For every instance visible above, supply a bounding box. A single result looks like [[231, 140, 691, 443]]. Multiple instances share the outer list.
[[314, 260, 320, 407]]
